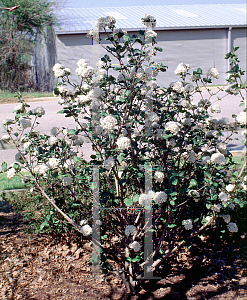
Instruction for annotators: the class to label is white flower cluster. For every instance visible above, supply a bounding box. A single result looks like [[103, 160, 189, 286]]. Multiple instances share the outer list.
[[145, 30, 157, 38], [34, 164, 49, 175], [210, 153, 226, 165], [32, 106, 45, 116], [170, 81, 185, 93], [206, 68, 220, 79], [139, 190, 155, 206], [20, 118, 31, 129], [222, 214, 231, 224], [53, 63, 71, 78], [153, 191, 167, 204], [210, 104, 221, 113], [154, 171, 164, 183], [183, 219, 193, 230], [216, 143, 227, 155], [103, 156, 115, 170], [1, 134, 11, 143], [227, 222, 238, 233], [14, 103, 25, 113], [125, 225, 137, 236], [2, 117, 14, 126], [218, 192, 229, 205], [165, 121, 180, 134], [101, 115, 117, 131], [7, 168, 16, 179], [226, 184, 235, 192], [116, 136, 131, 150], [63, 177, 73, 186], [236, 111, 246, 126], [75, 59, 93, 78], [95, 16, 116, 30], [50, 127, 60, 136], [48, 157, 60, 169], [174, 62, 190, 75], [48, 136, 58, 146], [80, 224, 92, 236], [129, 241, 141, 252], [141, 14, 156, 28]]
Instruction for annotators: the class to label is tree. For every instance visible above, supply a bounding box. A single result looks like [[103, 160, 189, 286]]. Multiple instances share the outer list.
[[0, 0, 56, 92]]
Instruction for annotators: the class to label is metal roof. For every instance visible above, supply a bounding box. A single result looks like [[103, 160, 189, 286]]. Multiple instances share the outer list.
[[55, 4, 247, 34]]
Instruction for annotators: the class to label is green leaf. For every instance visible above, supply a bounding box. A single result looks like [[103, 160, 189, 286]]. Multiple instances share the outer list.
[[194, 218, 199, 223], [133, 194, 140, 202], [162, 134, 173, 140], [206, 203, 211, 209], [117, 155, 125, 164], [189, 179, 197, 187], [132, 257, 141, 262], [154, 47, 163, 52], [1, 162, 7, 172], [172, 178, 178, 185], [197, 68, 202, 74], [67, 129, 76, 135], [170, 200, 175, 206], [168, 224, 176, 228], [124, 198, 133, 206]]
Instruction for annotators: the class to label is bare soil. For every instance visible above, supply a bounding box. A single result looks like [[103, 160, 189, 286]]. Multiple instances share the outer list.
[[0, 201, 246, 300]]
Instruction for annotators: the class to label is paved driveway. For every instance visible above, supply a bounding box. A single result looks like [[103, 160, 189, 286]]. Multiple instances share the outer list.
[[0, 89, 246, 166]]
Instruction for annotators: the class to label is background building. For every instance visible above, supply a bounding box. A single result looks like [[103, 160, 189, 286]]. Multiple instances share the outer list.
[[51, 3, 246, 88]]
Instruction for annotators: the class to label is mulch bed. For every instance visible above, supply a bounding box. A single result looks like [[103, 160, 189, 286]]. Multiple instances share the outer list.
[[0, 201, 246, 300]]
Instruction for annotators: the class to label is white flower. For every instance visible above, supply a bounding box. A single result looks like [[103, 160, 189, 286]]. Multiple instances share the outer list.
[[125, 225, 137, 236], [228, 203, 235, 210], [182, 118, 193, 126], [129, 241, 141, 252], [174, 62, 190, 75], [170, 81, 185, 93], [154, 171, 164, 183], [227, 222, 238, 233], [80, 224, 92, 236], [213, 204, 222, 212], [101, 115, 117, 131], [210, 153, 226, 165], [53, 63, 63, 71], [167, 139, 176, 147], [62, 177, 73, 186], [141, 14, 156, 28], [54, 68, 66, 77], [211, 104, 221, 113], [2, 117, 14, 126], [139, 191, 154, 206], [146, 112, 159, 123], [188, 151, 196, 163], [226, 184, 235, 192], [216, 143, 227, 155], [242, 129, 247, 136], [87, 29, 99, 41], [206, 130, 219, 139], [50, 127, 60, 136], [14, 103, 25, 112], [236, 112, 246, 126], [188, 190, 200, 202], [48, 136, 58, 146], [116, 136, 131, 150], [184, 84, 194, 93], [219, 117, 229, 126], [207, 68, 220, 79], [7, 168, 16, 179], [77, 59, 87, 68], [103, 156, 115, 170], [222, 214, 231, 224], [48, 157, 60, 169], [153, 191, 167, 204], [76, 66, 94, 78], [165, 121, 180, 134], [219, 192, 228, 205], [76, 94, 91, 104], [32, 106, 45, 116], [198, 99, 211, 108], [183, 219, 193, 230], [80, 219, 88, 226], [200, 155, 211, 165], [34, 164, 49, 175], [1, 134, 11, 142], [145, 30, 157, 38], [20, 118, 31, 129], [178, 100, 191, 108]]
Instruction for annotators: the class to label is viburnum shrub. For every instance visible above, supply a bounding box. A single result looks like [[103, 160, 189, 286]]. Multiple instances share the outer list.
[[1, 14, 247, 291]]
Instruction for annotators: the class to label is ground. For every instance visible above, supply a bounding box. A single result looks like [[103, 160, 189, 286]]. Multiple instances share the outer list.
[[0, 200, 246, 300]]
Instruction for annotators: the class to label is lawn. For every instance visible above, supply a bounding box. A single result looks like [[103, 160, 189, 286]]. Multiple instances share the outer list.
[[0, 173, 26, 191], [0, 90, 53, 103]]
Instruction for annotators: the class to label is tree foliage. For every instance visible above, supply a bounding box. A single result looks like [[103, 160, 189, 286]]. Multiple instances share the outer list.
[[0, 0, 56, 91]]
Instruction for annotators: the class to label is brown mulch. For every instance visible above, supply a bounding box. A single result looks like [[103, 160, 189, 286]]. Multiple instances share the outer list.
[[0, 201, 246, 300]]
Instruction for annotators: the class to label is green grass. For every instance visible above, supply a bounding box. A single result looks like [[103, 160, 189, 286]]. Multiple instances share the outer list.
[[0, 90, 53, 102], [0, 173, 26, 191]]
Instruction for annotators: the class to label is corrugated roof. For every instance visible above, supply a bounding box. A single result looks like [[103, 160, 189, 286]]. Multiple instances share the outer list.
[[55, 4, 247, 34]]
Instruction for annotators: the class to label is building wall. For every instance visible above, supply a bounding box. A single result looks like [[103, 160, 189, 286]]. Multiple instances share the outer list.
[[55, 26, 246, 88]]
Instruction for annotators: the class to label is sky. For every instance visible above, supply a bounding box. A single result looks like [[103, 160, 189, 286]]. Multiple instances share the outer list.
[[63, 0, 245, 8]]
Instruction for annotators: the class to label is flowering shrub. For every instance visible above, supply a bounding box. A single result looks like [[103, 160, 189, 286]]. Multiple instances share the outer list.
[[1, 14, 246, 291]]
